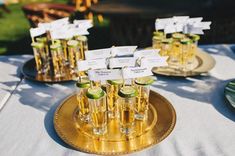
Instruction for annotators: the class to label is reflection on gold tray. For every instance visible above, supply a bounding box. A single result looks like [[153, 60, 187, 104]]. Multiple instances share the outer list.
[[54, 90, 176, 155], [21, 58, 77, 83], [152, 48, 216, 77]]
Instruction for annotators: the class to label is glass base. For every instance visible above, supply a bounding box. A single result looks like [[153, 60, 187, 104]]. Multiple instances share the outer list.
[[93, 126, 107, 135], [135, 111, 148, 121], [79, 112, 90, 123], [120, 126, 135, 135]]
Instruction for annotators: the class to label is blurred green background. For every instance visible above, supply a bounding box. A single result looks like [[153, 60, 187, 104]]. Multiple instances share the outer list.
[[1, 0, 235, 55], [0, 0, 68, 55], [0, 0, 111, 55]]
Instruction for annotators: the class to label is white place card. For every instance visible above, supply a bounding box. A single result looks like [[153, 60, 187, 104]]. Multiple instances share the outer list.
[[74, 19, 93, 29], [155, 18, 173, 30], [109, 57, 136, 68], [50, 29, 73, 39], [29, 27, 46, 37], [140, 56, 168, 68], [134, 49, 160, 58], [187, 17, 203, 24], [164, 24, 177, 34], [69, 27, 89, 36], [122, 67, 153, 79], [186, 24, 204, 34], [173, 16, 189, 23], [77, 59, 107, 71], [175, 23, 184, 32], [194, 21, 211, 30], [88, 69, 123, 81], [85, 48, 112, 60], [50, 17, 69, 26], [38, 23, 52, 31], [111, 46, 137, 57]]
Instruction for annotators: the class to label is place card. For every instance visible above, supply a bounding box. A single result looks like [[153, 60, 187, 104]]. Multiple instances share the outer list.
[[85, 48, 112, 60], [140, 56, 168, 68], [187, 17, 203, 24], [73, 19, 93, 29], [173, 16, 189, 23], [38, 23, 52, 31], [194, 21, 211, 30], [29, 27, 46, 37], [109, 57, 136, 68], [69, 27, 89, 36], [77, 59, 107, 71], [50, 17, 69, 26], [111, 46, 137, 57], [50, 29, 73, 39], [88, 69, 123, 81], [164, 24, 177, 34], [134, 49, 160, 58], [155, 18, 173, 30], [183, 24, 204, 34], [122, 67, 153, 79]]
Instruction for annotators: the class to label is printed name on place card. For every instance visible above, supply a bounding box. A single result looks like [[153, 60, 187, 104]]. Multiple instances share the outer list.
[[88, 69, 122, 81], [122, 67, 153, 79]]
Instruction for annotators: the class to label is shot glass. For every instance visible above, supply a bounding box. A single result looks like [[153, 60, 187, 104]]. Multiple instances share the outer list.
[[153, 31, 165, 38], [152, 36, 163, 50], [31, 42, 49, 74], [170, 33, 185, 66], [180, 38, 191, 71], [67, 40, 80, 73], [36, 37, 49, 57], [75, 76, 91, 122], [75, 35, 88, 60], [106, 79, 123, 119], [87, 87, 107, 135], [160, 38, 172, 56], [61, 38, 72, 65], [188, 34, 200, 64], [118, 86, 137, 135], [50, 43, 65, 78], [134, 76, 154, 121]]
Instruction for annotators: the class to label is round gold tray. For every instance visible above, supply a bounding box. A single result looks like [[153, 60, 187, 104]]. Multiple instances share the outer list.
[[152, 48, 216, 77], [54, 90, 176, 155], [21, 58, 77, 83]]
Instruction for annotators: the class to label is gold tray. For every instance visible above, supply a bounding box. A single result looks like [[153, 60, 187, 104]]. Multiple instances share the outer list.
[[21, 58, 77, 83], [54, 90, 176, 155], [152, 48, 216, 77]]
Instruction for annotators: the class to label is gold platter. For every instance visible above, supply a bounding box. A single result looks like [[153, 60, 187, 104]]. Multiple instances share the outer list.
[[21, 58, 77, 83], [152, 48, 216, 77], [54, 90, 176, 155]]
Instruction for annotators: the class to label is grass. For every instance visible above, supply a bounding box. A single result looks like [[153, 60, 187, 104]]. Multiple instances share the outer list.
[[0, 0, 111, 55], [0, 0, 67, 55], [0, 4, 30, 54]]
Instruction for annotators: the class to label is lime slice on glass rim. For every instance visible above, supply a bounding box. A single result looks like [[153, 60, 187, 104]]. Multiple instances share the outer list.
[[86, 87, 105, 99], [135, 76, 155, 86], [118, 86, 138, 98]]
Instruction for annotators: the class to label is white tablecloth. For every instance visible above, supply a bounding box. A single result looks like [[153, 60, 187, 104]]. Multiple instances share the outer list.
[[0, 45, 235, 156], [0, 55, 32, 110]]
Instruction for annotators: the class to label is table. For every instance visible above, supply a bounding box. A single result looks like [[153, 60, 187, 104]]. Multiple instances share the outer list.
[[0, 44, 235, 156]]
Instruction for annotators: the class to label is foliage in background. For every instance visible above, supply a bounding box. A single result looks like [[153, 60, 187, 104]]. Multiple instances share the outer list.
[[0, 0, 66, 55], [0, 0, 110, 55]]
